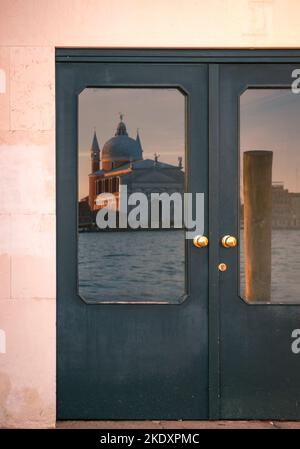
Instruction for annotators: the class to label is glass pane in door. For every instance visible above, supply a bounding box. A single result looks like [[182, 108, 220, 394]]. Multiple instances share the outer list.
[[240, 89, 300, 303], [78, 88, 186, 303]]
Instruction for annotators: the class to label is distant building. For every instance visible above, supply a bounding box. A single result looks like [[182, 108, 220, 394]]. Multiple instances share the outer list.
[[272, 183, 300, 229], [240, 182, 300, 229], [79, 115, 184, 229], [78, 196, 97, 231]]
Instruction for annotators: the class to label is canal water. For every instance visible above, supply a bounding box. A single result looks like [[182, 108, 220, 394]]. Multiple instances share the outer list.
[[79, 229, 300, 304]]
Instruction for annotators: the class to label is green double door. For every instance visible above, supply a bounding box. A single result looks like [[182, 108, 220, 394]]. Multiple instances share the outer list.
[[57, 50, 300, 419]]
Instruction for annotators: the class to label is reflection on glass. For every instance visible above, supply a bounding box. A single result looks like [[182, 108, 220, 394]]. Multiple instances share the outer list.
[[78, 88, 186, 302], [240, 89, 300, 303]]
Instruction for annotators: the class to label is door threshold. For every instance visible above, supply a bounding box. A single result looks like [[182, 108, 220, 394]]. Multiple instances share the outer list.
[[56, 420, 300, 429]]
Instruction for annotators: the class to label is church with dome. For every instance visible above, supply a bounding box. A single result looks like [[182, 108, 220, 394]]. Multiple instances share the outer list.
[[79, 114, 184, 229]]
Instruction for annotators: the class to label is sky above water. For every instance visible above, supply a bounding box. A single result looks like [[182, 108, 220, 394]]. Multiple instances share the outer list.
[[78, 87, 300, 199], [240, 89, 300, 194], [78, 88, 185, 199]]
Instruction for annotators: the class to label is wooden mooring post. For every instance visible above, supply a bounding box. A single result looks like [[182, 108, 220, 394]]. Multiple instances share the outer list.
[[243, 150, 273, 303]]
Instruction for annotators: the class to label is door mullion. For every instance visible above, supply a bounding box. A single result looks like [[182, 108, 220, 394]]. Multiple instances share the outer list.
[[208, 63, 221, 419]]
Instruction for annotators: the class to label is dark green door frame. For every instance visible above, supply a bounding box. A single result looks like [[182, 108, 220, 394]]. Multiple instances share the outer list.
[[56, 49, 300, 420]]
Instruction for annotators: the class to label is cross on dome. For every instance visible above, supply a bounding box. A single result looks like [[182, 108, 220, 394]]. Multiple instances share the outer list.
[[115, 113, 128, 136]]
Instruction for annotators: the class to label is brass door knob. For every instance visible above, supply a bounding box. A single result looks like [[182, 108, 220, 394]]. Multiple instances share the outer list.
[[221, 235, 237, 248], [193, 235, 209, 248]]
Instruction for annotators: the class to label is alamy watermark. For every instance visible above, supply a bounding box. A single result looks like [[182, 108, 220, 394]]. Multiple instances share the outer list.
[[95, 185, 204, 239], [93, 69, 300, 238], [291, 69, 300, 93]]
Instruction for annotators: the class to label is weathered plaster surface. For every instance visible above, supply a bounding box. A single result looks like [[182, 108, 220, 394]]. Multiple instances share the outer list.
[[0, 42, 55, 428], [10, 47, 54, 131], [0, 0, 299, 429], [0, 300, 55, 428], [0, 0, 300, 48], [0, 47, 10, 130]]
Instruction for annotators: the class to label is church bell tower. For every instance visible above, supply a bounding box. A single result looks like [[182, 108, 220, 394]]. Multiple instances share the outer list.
[[91, 130, 100, 173], [88, 130, 100, 210]]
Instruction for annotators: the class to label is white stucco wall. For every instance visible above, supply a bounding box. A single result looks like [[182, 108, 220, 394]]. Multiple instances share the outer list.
[[0, 0, 299, 428]]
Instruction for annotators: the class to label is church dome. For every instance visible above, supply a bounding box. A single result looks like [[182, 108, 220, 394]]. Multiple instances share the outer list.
[[102, 136, 141, 162], [102, 115, 142, 170]]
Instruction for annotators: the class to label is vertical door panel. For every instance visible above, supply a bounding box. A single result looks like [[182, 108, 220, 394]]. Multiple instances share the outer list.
[[219, 64, 300, 419], [57, 62, 209, 419]]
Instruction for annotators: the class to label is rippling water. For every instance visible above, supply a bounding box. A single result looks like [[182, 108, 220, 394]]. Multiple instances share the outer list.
[[78, 230, 185, 302], [79, 229, 300, 304], [240, 229, 300, 303]]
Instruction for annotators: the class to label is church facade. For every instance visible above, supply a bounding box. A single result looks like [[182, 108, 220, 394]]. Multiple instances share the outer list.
[[79, 115, 184, 229]]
